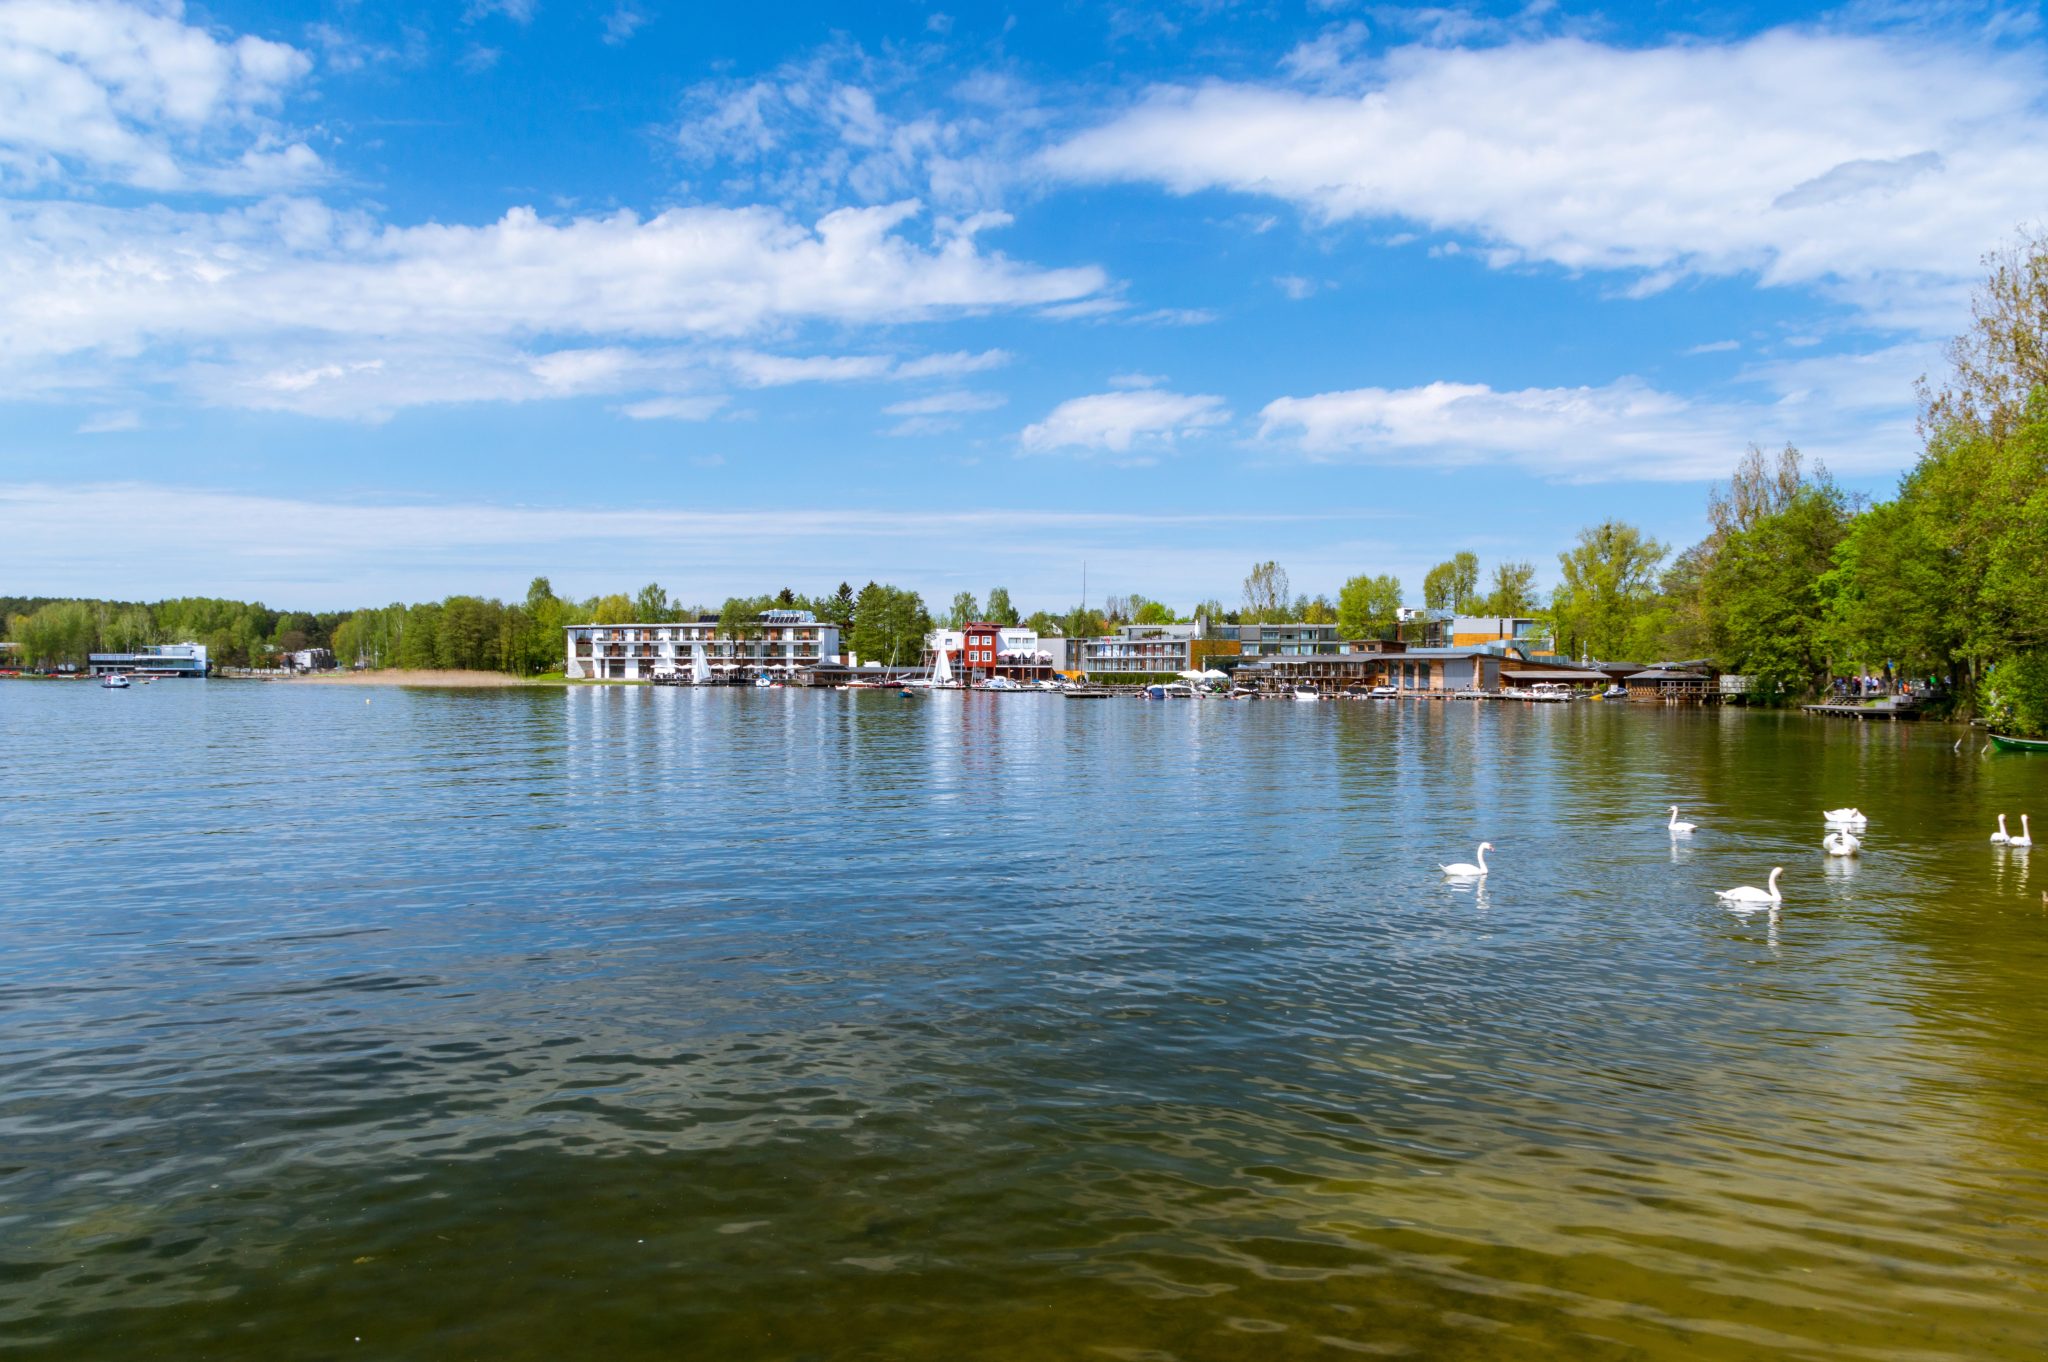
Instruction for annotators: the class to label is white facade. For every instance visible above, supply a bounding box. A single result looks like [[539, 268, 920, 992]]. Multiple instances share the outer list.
[[925, 626, 1051, 664], [566, 612, 842, 680]]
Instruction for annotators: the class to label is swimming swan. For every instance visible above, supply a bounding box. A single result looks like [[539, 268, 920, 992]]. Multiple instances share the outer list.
[[1717, 867, 1784, 906], [1823, 831, 1860, 856], [1992, 814, 2011, 844], [1439, 842, 1492, 877], [2012, 815, 2034, 848], [1822, 808, 1867, 826], [1668, 806, 1697, 835]]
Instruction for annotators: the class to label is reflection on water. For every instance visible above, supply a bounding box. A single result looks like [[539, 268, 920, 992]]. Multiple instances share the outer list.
[[3, 684, 2048, 1359]]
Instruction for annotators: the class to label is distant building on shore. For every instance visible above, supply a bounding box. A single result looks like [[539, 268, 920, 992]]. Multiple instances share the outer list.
[[565, 611, 841, 680], [925, 624, 1056, 684], [88, 643, 210, 678]]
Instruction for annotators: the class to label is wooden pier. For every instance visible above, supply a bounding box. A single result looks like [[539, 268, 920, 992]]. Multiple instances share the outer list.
[[1802, 699, 1923, 721]]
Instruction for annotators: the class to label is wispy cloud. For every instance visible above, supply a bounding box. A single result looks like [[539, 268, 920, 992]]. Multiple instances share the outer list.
[[0, 482, 1383, 607], [600, 3, 649, 44], [1021, 389, 1229, 454], [75, 408, 140, 434], [1257, 345, 1929, 481]]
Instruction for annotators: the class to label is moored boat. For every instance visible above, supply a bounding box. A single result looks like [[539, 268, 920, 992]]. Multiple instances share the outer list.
[[100, 673, 130, 689], [1990, 732, 2048, 753]]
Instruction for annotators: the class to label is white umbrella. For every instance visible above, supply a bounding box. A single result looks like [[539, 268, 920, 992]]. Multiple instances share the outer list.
[[1203, 669, 1228, 681], [1177, 669, 1206, 681]]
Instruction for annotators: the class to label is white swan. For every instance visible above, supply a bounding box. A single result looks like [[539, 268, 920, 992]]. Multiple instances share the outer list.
[[1992, 814, 2011, 844], [1822, 807, 1867, 826], [1439, 842, 1492, 877], [2012, 815, 2034, 848], [1717, 867, 1784, 907], [1668, 806, 1697, 835], [1823, 831, 1860, 856]]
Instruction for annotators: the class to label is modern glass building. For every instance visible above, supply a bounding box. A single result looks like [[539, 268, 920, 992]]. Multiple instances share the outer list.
[[87, 643, 210, 678]]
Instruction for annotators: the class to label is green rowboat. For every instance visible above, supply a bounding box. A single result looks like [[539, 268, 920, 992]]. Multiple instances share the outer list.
[[1990, 732, 2048, 753]]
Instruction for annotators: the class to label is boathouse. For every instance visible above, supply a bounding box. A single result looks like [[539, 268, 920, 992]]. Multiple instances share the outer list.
[[1624, 665, 1717, 704]]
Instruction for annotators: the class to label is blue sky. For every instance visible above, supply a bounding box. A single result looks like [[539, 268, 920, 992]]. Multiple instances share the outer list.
[[3, 0, 2043, 611]]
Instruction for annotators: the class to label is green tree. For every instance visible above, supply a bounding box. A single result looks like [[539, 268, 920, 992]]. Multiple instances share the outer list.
[[819, 582, 857, 628], [985, 587, 1020, 626], [851, 583, 932, 666], [1301, 594, 1338, 625], [1422, 552, 1480, 611], [945, 591, 981, 627], [590, 593, 635, 624], [1024, 610, 1062, 636], [1062, 605, 1106, 640], [718, 594, 774, 642], [1478, 561, 1539, 615], [1337, 574, 1404, 639], [1241, 561, 1291, 622], [1551, 522, 1668, 661], [634, 582, 674, 622], [1132, 599, 1176, 625]]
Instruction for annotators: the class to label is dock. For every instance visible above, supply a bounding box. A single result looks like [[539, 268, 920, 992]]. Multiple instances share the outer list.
[[1802, 699, 1923, 721]]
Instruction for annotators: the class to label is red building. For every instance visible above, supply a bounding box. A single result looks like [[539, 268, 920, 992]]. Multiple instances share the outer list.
[[961, 622, 1001, 683]]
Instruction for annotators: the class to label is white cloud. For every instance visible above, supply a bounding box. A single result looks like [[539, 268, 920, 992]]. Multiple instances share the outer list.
[[1127, 306, 1218, 326], [882, 390, 1005, 416], [723, 351, 892, 386], [1275, 274, 1317, 300], [1685, 339, 1741, 355], [1257, 347, 1928, 481], [1046, 28, 2048, 329], [891, 348, 1009, 379], [674, 44, 1046, 215], [0, 0, 315, 190], [465, 0, 536, 24], [1021, 389, 1229, 454], [620, 395, 727, 421], [881, 388, 1005, 436], [0, 196, 1107, 417], [600, 3, 647, 44], [74, 406, 138, 432]]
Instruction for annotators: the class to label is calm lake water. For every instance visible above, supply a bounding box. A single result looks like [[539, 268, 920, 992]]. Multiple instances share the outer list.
[[4, 681, 2047, 1360]]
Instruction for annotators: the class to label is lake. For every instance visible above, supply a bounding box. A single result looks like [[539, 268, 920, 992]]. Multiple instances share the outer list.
[[3, 681, 2046, 1360]]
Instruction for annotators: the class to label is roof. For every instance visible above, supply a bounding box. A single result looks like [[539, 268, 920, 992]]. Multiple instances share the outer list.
[[1500, 667, 1610, 682], [1628, 667, 1711, 681]]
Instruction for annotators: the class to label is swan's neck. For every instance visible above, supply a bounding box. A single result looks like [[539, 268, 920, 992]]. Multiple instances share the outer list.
[[1475, 845, 1489, 872], [1768, 868, 1783, 899], [2000, 814, 2010, 835], [1668, 809, 1679, 827]]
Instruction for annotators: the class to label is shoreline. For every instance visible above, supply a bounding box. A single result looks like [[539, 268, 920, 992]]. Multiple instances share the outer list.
[[231, 669, 583, 689]]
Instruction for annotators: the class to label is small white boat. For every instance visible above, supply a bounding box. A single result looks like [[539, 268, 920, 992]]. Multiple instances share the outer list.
[[1368, 684, 1399, 698], [1524, 682, 1575, 702], [1291, 687, 1320, 702], [100, 673, 131, 689], [1600, 685, 1627, 700]]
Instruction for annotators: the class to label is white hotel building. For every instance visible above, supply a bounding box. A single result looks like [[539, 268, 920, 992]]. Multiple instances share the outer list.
[[565, 611, 841, 680]]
